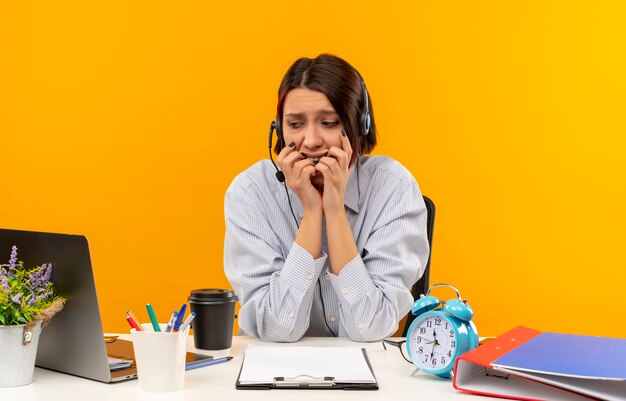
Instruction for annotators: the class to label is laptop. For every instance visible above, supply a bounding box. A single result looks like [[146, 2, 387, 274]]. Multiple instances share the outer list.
[[0, 228, 213, 383]]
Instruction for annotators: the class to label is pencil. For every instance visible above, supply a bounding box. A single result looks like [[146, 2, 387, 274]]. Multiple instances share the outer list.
[[126, 309, 144, 331]]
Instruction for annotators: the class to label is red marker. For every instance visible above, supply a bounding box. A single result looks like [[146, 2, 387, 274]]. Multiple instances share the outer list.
[[126, 315, 142, 331], [126, 309, 144, 331]]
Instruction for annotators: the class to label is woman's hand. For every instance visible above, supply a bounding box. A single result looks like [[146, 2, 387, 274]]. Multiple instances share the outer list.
[[315, 131, 353, 215], [276, 142, 322, 213]]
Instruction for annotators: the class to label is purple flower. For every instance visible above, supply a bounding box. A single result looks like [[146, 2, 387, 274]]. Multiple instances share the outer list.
[[1, 275, 8, 292], [43, 263, 52, 283], [33, 291, 51, 304], [27, 289, 36, 305], [29, 263, 53, 289], [29, 264, 45, 288], [11, 292, 22, 305], [8, 246, 18, 268]]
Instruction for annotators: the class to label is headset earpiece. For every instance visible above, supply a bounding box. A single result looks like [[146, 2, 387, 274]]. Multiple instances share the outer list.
[[268, 120, 285, 183], [274, 115, 284, 150], [356, 71, 371, 137]]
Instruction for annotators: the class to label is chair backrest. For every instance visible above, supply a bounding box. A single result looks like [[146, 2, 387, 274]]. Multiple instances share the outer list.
[[402, 195, 435, 336]]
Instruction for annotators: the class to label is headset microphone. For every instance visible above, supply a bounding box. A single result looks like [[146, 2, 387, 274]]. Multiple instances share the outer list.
[[267, 120, 299, 228], [268, 121, 285, 182]]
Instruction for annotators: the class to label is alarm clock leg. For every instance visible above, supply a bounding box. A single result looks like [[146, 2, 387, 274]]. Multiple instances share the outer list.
[[411, 368, 420, 377]]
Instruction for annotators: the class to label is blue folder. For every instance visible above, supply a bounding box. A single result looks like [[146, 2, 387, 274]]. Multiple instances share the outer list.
[[491, 331, 626, 400]]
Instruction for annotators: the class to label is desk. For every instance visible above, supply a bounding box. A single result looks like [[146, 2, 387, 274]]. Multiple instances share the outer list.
[[1, 336, 473, 401]]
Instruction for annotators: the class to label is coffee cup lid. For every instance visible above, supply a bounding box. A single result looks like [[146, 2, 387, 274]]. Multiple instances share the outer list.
[[188, 288, 238, 303]]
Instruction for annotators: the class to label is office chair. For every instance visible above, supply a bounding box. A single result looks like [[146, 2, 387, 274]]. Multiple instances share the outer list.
[[401, 195, 435, 337]]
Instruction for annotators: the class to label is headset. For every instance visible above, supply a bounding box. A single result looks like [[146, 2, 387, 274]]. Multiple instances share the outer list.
[[355, 70, 371, 138], [270, 70, 371, 155], [268, 70, 370, 219], [266, 70, 371, 337]]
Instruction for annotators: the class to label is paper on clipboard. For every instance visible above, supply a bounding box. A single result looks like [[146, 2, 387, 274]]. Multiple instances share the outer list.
[[237, 344, 376, 385]]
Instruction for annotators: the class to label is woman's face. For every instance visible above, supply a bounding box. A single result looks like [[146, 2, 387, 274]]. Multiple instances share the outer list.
[[282, 88, 344, 186]]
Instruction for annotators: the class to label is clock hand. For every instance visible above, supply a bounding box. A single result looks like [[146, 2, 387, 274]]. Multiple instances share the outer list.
[[432, 328, 440, 346], [419, 336, 434, 343], [429, 330, 441, 362], [423, 338, 436, 359]]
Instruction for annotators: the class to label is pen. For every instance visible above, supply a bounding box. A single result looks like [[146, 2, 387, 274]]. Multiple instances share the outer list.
[[126, 310, 143, 331], [185, 356, 233, 371], [146, 303, 161, 332], [125, 315, 142, 331], [178, 311, 196, 332], [164, 311, 179, 332], [173, 304, 187, 332]]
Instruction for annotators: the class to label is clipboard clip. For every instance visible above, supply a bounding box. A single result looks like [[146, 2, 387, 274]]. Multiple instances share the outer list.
[[273, 375, 336, 387]]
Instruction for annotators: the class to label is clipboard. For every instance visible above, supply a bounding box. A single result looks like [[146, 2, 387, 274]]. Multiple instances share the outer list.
[[235, 345, 378, 390]]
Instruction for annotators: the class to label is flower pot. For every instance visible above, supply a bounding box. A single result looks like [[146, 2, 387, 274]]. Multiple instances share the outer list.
[[0, 321, 42, 387]]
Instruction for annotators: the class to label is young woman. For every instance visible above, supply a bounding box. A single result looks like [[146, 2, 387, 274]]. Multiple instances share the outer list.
[[224, 54, 429, 342]]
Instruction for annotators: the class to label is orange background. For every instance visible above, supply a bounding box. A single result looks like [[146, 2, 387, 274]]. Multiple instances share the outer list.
[[1, 1, 625, 337]]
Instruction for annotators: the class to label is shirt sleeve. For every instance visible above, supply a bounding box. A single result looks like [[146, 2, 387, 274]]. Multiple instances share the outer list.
[[327, 177, 429, 342], [224, 188, 327, 342]]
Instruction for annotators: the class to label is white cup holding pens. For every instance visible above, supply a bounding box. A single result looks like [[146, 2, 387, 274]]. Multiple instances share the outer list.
[[130, 314, 195, 392]]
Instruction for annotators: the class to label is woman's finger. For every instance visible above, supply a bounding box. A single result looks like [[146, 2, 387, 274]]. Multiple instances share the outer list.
[[316, 155, 340, 177], [300, 164, 316, 182], [276, 141, 297, 164], [340, 129, 354, 167], [326, 147, 349, 171], [279, 149, 304, 174], [314, 160, 331, 181], [292, 157, 314, 179]]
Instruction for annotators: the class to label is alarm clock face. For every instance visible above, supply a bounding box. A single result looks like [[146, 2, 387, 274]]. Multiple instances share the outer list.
[[406, 314, 458, 374]]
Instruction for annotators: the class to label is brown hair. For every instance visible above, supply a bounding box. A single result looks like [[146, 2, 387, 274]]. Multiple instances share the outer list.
[[275, 54, 377, 157]]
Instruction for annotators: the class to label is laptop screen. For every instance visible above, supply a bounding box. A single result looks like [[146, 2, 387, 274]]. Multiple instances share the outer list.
[[0, 228, 115, 382], [1, 228, 214, 383]]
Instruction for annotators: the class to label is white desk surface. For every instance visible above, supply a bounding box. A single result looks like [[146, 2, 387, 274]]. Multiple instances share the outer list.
[[2, 336, 476, 401]]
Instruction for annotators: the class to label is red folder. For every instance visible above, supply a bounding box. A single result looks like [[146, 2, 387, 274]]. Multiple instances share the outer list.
[[452, 326, 598, 401]]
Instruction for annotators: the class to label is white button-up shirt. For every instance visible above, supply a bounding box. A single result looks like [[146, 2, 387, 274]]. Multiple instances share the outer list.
[[224, 155, 429, 342]]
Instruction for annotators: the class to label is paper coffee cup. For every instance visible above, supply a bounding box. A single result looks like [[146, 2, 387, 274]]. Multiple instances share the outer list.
[[188, 289, 237, 350]]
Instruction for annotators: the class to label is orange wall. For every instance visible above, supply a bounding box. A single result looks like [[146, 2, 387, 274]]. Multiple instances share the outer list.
[[1, 1, 625, 337]]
